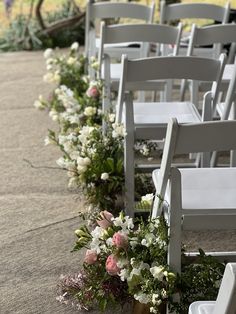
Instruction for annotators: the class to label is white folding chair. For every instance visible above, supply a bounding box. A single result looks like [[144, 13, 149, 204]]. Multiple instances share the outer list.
[[85, 0, 155, 61], [99, 22, 183, 113], [160, 1, 230, 25], [116, 54, 226, 215], [152, 118, 236, 274], [160, 0, 230, 58], [189, 263, 236, 314], [181, 23, 236, 106]]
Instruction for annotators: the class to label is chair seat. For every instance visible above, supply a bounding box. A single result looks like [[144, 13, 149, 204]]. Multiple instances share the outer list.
[[179, 168, 236, 210], [189, 301, 215, 314], [133, 102, 201, 125]]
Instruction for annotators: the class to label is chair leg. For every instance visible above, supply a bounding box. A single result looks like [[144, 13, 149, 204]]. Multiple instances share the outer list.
[[124, 96, 135, 217]]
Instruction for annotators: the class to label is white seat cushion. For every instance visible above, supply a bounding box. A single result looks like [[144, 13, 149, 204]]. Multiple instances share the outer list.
[[133, 102, 201, 125], [189, 301, 215, 314]]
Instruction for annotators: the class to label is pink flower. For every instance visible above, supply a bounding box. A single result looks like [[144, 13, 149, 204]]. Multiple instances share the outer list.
[[86, 86, 100, 98], [106, 255, 120, 276], [112, 232, 128, 249], [84, 249, 98, 265], [97, 211, 114, 229]]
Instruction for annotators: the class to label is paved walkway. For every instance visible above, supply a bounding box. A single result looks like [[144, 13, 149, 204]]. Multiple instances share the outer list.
[[1, 51, 236, 314], [0, 51, 84, 314]]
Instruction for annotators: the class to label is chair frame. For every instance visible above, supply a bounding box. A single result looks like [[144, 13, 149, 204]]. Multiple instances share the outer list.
[[99, 22, 183, 113], [152, 118, 236, 273], [85, 0, 155, 60], [160, 0, 230, 25], [117, 54, 226, 216]]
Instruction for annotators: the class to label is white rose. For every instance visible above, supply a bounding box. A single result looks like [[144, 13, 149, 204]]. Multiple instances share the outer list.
[[44, 48, 53, 59], [67, 57, 77, 65], [71, 42, 79, 51], [77, 164, 87, 174], [101, 172, 109, 180], [84, 106, 97, 117]]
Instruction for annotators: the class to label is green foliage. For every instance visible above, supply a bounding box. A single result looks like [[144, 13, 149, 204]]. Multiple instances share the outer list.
[[170, 249, 225, 314], [0, 1, 85, 51]]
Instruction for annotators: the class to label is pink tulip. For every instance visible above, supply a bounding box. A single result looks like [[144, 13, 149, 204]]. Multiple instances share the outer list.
[[97, 210, 114, 229], [112, 232, 128, 249], [106, 255, 120, 276], [84, 249, 98, 265], [86, 86, 100, 98]]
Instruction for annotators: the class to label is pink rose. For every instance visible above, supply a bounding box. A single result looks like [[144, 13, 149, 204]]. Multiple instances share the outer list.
[[97, 211, 114, 229], [86, 86, 99, 98], [112, 232, 128, 249], [84, 249, 98, 265], [106, 255, 120, 276]]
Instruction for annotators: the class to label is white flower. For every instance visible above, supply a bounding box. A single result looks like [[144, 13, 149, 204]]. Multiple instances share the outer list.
[[134, 292, 150, 304], [141, 193, 154, 204], [49, 109, 59, 121], [161, 288, 167, 299], [44, 48, 53, 59], [109, 113, 116, 123], [43, 72, 54, 83], [112, 123, 126, 138], [150, 266, 165, 281], [106, 237, 113, 247], [77, 157, 91, 167], [67, 57, 77, 65], [84, 106, 97, 117], [112, 215, 134, 231], [141, 239, 148, 247], [33, 98, 44, 110], [150, 307, 158, 313], [78, 126, 95, 144], [77, 164, 87, 174], [44, 136, 54, 146], [101, 172, 109, 180], [71, 42, 79, 51], [152, 294, 160, 305], [56, 157, 67, 168], [119, 269, 129, 281]]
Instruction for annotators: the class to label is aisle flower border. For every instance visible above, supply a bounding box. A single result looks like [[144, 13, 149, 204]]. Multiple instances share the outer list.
[[34, 44, 226, 314]]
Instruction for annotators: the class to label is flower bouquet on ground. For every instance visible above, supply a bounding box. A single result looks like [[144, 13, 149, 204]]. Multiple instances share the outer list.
[[57, 211, 176, 313]]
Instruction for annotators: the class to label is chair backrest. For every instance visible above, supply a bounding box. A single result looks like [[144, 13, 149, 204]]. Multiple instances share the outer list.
[[98, 22, 183, 73], [116, 54, 226, 123], [187, 23, 236, 62], [213, 263, 236, 314], [152, 118, 236, 218], [160, 0, 230, 24], [85, 0, 155, 58]]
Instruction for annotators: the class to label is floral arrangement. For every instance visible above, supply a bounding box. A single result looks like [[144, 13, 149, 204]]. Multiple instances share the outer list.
[[57, 207, 226, 314], [47, 119, 125, 211], [33, 44, 227, 314], [57, 210, 176, 313]]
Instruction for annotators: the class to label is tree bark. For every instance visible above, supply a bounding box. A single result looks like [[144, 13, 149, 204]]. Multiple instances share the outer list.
[[35, 0, 46, 30]]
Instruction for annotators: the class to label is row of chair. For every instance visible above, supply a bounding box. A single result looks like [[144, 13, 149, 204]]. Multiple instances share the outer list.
[[83, 1, 236, 313]]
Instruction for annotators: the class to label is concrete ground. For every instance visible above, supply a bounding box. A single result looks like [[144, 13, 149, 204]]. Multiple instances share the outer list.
[[0, 51, 236, 314]]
